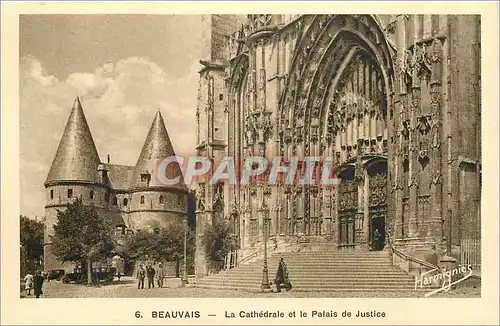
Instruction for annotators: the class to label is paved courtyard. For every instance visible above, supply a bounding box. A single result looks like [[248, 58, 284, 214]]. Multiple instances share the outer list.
[[20, 277, 480, 299]]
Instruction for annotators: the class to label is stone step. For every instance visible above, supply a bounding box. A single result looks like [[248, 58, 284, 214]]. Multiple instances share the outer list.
[[196, 250, 417, 293], [221, 268, 406, 275], [214, 276, 411, 282], [197, 281, 415, 287], [195, 283, 417, 290], [197, 276, 413, 282], [233, 265, 395, 271]]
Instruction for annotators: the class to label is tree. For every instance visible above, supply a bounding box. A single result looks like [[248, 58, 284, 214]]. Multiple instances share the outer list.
[[20, 216, 44, 277], [126, 222, 195, 276], [50, 198, 115, 285], [202, 218, 240, 273]]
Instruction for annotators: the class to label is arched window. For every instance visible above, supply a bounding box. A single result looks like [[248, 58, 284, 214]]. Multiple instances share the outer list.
[[89, 190, 94, 199], [159, 196, 164, 204], [123, 198, 128, 206], [140, 196, 145, 205], [112, 197, 118, 205]]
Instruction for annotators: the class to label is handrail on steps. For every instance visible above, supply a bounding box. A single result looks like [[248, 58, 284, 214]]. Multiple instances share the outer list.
[[236, 241, 296, 266], [390, 243, 439, 275]]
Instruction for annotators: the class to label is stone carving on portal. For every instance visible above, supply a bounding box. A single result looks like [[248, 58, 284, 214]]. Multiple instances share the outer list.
[[197, 182, 206, 212]]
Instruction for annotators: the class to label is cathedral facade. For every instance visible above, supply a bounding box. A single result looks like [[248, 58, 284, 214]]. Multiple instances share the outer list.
[[195, 15, 481, 277], [44, 97, 188, 271]]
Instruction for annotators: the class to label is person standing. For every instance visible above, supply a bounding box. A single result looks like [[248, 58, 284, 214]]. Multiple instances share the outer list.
[[274, 257, 291, 293], [157, 263, 166, 288], [373, 228, 381, 250], [137, 265, 146, 290], [23, 272, 34, 296], [33, 271, 44, 298], [147, 265, 156, 289]]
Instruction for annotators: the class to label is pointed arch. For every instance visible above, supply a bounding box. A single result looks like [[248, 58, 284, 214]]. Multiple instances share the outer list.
[[278, 15, 395, 155]]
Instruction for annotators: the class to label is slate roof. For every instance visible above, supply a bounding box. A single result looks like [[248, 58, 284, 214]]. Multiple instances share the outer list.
[[45, 97, 101, 184], [130, 110, 187, 191]]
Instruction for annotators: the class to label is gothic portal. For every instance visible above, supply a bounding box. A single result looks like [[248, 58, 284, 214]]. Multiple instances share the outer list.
[[195, 14, 481, 277]]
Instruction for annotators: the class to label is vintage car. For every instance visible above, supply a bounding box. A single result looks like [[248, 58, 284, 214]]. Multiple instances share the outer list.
[[61, 267, 116, 284], [47, 269, 65, 281]]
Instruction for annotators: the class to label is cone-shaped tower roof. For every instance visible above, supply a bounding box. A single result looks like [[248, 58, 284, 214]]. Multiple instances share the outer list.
[[130, 110, 186, 190], [45, 97, 101, 184]]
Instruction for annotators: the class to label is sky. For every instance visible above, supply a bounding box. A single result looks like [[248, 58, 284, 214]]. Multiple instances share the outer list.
[[20, 15, 205, 217]]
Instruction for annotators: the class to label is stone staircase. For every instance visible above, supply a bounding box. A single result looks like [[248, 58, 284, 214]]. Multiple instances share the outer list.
[[195, 250, 419, 293]]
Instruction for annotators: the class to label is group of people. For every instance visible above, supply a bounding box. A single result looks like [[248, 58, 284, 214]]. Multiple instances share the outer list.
[[23, 271, 45, 298], [136, 263, 167, 289]]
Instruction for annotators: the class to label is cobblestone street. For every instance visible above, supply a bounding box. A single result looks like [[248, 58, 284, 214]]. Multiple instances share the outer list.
[[20, 277, 480, 299]]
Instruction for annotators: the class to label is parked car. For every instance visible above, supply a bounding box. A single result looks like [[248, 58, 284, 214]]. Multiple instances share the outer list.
[[61, 267, 116, 284], [47, 269, 65, 281]]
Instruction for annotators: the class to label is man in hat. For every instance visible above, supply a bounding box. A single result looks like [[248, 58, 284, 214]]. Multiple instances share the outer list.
[[146, 264, 156, 289], [274, 257, 291, 293], [157, 263, 166, 288], [137, 265, 146, 290], [33, 271, 44, 298]]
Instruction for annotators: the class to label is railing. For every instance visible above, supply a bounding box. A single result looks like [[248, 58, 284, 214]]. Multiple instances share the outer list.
[[461, 238, 481, 271], [235, 241, 296, 266], [390, 244, 438, 275]]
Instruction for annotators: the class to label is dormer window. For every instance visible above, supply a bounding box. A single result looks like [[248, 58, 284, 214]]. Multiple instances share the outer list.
[[140, 173, 151, 186], [123, 198, 128, 206]]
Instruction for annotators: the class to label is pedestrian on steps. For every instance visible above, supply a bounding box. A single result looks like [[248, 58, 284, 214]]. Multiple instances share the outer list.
[[274, 257, 292, 293]]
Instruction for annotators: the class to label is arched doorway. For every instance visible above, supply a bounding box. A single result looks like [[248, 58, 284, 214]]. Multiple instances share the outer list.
[[338, 166, 357, 249], [367, 160, 388, 250]]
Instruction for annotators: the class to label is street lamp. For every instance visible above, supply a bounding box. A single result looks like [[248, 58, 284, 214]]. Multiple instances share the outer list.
[[260, 203, 272, 292], [181, 217, 189, 285]]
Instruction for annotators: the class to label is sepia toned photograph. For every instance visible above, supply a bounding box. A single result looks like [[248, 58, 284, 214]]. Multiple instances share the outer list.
[[17, 13, 484, 301]]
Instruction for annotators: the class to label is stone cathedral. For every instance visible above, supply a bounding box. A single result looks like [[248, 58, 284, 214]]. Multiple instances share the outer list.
[[194, 15, 481, 278]]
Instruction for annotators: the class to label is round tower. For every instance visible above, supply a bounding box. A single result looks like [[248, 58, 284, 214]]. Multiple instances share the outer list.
[[44, 97, 109, 271], [127, 110, 188, 231]]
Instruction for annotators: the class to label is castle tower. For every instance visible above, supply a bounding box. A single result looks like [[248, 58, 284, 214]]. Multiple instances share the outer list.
[[127, 110, 188, 231], [44, 97, 108, 271]]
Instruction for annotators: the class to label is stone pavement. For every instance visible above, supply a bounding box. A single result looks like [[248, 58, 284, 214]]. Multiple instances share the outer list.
[[20, 276, 480, 299]]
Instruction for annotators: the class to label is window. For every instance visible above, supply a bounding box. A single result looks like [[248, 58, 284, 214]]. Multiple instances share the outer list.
[[140, 196, 145, 205], [67, 189, 73, 198], [50, 190, 54, 200], [112, 197, 118, 205], [123, 198, 128, 206], [219, 93, 224, 101], [89, 190, 94, 199], [159, 196, 164, 204], [140, 173, 151, 186]]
